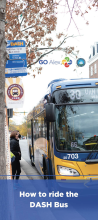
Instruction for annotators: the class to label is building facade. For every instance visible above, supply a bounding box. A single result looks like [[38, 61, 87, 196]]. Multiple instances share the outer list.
[[88, 42, 98, 78]]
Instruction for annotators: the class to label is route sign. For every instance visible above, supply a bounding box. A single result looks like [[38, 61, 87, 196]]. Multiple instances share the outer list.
[[5, 40, 27, 77]]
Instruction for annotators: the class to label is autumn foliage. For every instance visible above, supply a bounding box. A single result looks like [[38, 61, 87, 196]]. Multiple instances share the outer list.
[[5, 0, 98, 76], [5, 0, 57, 74], [9, 118, 27, 136]]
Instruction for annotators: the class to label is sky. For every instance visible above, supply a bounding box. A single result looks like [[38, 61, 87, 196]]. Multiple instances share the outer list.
[[11, 1, 98, 124]]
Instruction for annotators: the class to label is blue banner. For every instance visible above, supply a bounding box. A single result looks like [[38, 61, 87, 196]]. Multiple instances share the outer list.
[[1, 179, 98, 220]]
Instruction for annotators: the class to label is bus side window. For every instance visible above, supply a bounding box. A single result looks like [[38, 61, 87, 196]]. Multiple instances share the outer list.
[[34, 119, 38, 141]]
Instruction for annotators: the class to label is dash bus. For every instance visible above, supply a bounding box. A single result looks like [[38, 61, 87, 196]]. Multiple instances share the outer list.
[[27, 78, 98, 179]]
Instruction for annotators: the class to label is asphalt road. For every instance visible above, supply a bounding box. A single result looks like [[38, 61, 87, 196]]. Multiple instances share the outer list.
[[19, 139, 42, 179]]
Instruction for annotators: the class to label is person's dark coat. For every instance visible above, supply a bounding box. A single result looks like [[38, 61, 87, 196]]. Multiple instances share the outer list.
[[10, 137, 21, 160], [10, 137, 21, 179], [16, 139, 21, 160]]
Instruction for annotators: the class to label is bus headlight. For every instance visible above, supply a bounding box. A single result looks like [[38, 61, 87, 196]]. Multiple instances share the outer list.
[[57, 165, 80, 176]]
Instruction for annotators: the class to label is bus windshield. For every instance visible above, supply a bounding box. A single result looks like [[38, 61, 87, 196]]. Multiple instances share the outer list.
[[55, 104, 98, 152]]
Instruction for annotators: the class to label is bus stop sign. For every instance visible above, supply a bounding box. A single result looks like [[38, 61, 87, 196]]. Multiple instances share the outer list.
[[5, 40, 27, 77]]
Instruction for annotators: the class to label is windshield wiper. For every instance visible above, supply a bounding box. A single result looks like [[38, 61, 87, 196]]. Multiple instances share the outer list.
[[85, 158, 98, 164]]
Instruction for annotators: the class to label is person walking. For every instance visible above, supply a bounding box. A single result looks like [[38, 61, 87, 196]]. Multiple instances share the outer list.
[[10, 131, 21, 179], [17, 130, 21, 140]]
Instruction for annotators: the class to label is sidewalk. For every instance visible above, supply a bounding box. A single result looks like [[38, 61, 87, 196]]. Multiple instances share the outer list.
[[20, 157, 42, 179], [20, 168, 29, 180]]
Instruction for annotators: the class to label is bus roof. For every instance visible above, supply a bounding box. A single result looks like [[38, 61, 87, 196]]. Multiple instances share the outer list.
[[49, 78, 98, 94]]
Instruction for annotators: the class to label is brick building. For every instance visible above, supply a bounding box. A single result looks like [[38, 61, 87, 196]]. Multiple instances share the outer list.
[[88, 42, 98, 78]]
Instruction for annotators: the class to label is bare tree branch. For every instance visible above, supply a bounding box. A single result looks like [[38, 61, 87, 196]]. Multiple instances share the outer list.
[[27, 35, 74, 68], [66, 0, 80, 34]]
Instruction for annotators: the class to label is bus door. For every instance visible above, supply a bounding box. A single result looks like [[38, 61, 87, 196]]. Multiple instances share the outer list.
[[49, 122, 55, 177], [33, 118, 39, 169], [31, 119, 34, 164]]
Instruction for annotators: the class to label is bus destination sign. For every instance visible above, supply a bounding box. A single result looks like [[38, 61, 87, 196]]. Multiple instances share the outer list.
[[53, 88, 98, 104]]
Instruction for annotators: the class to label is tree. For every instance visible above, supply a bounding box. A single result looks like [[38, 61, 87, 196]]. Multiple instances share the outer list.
[[0, 0, 7, 178], [5, 0, 82, 77], [56, 0, 98, 33], [9, 119, 18, 131], [19, 120, 27, 136], [5, 0, 58, 75], [9, 118, 27, 136], [5, 0, 98, 77]]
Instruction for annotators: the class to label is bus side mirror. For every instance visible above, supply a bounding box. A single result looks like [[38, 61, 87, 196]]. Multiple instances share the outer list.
[[45, 103, 56, 122]]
